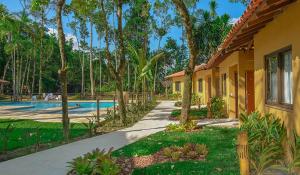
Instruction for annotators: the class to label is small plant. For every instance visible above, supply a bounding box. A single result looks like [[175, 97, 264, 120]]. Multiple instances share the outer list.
[[184, 120, 198, 132], [162, 147, 172, 157], [83, 116, 97, 137], [195, 144, 208, 156], [171, 151, 182, 161], [211, 96, 226, 118], [166, 123, 185, 132], [68, 148, 120, 175]]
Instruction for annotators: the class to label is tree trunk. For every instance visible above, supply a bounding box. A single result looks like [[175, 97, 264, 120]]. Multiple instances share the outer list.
[[153, 37, 162, 94], [89, 22, 95, 99], [98, 37, 102, 93], [101, 0, 127, 124], [81, 51, 85, 97], [172, 0, 197, 124], [56, 0, 69, 141], [0, 56, 12, 94], [38, 13, 44, 95], [13, 47, 17, 101], [31, 57, 36, 96]]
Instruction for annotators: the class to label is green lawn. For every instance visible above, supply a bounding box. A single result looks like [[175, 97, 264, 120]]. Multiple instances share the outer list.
[[113, 127, 239, 175], [0, 119, 88, 151], [170, 108, 208, 120]]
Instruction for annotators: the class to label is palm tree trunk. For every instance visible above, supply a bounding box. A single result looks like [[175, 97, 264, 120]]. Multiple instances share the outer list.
[[56, 0, 69, 141], [0, 56, 12, 94], [172, 0, 197, 124], [31, 57, 36, 96], [89, 22, 95, 99], [153, 37, 162, 94], [81, 51, 85, 97]]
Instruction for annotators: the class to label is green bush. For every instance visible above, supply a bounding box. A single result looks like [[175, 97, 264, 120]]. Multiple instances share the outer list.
[[166, 121, 198, 132], [240, 112, 286, 175], [68, 148, 120, 175], [211, 96, 226, 118]]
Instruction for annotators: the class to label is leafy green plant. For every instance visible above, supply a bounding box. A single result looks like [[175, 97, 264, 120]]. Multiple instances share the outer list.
[[68, 148, 120, 175], [0, 123, 14, 154], [166, 121, 198, 132], [83, 117, 97, 137], [240, 112, 286, 175], [166, 123, 185, 132], [195, 144, 208, 156], [162, 147, 172, 157], [211, 96, 226, 118], [171, 151, 182, 161]]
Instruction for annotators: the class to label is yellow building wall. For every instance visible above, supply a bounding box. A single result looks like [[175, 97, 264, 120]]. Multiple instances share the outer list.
[[172, 76, 184, 97], [238, 51, 254, 114], [194, 69, 213, 104], [219, 52, 239, 118], [253, 1, 300, 133], [218, 50, 254, 118]]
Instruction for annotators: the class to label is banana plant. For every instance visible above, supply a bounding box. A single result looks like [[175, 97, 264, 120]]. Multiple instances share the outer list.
[[127, 42, 164, 102]]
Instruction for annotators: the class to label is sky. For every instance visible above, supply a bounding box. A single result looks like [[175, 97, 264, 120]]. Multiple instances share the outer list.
[[0, 0, 246, 51]]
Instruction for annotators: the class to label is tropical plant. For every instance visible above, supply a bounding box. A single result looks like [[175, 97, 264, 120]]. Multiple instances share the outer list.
[[240, 112, 286, 175], [127, 42, 164, 103], [68, 148, 120, 175], [211, 96, 226, 118]]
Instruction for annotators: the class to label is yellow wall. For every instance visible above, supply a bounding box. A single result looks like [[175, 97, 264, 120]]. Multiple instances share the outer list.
[[194, 69, 213, 104], [253, 1, 300, 133], [218, 50, 254, 118], [172, 76, 184, 97]]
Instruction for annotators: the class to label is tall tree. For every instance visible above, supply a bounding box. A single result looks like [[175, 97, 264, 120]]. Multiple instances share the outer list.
[[171, 0, 198, 123], [56, 0, 70, 141], [100, 0, 127, 125]]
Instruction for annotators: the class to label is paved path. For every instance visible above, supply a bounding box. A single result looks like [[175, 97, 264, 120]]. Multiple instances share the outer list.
[[0, 101, 176, 175]]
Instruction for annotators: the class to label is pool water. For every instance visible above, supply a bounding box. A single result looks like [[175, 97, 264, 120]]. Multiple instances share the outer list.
[[0, 101, 115, 113]]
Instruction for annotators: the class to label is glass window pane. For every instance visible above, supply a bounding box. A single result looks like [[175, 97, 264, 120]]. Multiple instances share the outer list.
[[267, 56, 278, 103], [282, 51, 293, 104]]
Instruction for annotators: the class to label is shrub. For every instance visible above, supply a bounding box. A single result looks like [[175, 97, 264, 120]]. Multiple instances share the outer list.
[[166, 123, 185, 132], [171, 151, 182, 161], [166, 121, 198, 132], [211, 96, 226, 118], [68, 148, 120, 175], [240, 112, 286, 175], [162, 147, 172, 157], [170, 108, 208, 120], [195, 144, 208, 156]]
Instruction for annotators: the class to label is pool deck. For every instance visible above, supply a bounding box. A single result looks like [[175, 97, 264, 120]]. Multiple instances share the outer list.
[[0, 100, 114, 123]]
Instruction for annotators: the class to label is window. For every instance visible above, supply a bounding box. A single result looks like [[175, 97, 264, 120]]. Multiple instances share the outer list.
[[175, 81, 181, 92], [198, 79, 203, 93], [221, 74, 227, 96], [265, 48, 292, 107]]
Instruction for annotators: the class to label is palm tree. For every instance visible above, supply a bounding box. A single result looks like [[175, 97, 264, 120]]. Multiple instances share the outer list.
[[127, 43, 164, 104]]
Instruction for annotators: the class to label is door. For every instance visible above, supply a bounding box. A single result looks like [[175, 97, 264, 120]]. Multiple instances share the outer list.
[[234, 72, 239, 118], [245, 71, 255, 114]]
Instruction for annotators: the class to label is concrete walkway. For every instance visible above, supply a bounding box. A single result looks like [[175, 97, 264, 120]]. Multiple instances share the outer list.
[[0, 101, 176, 175]]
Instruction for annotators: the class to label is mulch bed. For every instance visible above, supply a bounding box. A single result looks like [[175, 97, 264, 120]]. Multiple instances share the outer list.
[[116, 147, 206, 175]]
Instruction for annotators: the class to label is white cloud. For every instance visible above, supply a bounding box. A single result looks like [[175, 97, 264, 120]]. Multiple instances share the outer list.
[[47, 28, 79, 50], [230, 17, 240, 25]]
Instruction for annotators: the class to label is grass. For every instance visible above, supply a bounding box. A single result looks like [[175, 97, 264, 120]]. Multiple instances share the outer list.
[[112, 127, 239, 175], [170, 108, 208, 120], [0, 119, 88, 152]]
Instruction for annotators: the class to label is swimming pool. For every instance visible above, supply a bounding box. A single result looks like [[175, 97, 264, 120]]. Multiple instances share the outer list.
[[0, 101, 115, 113]]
